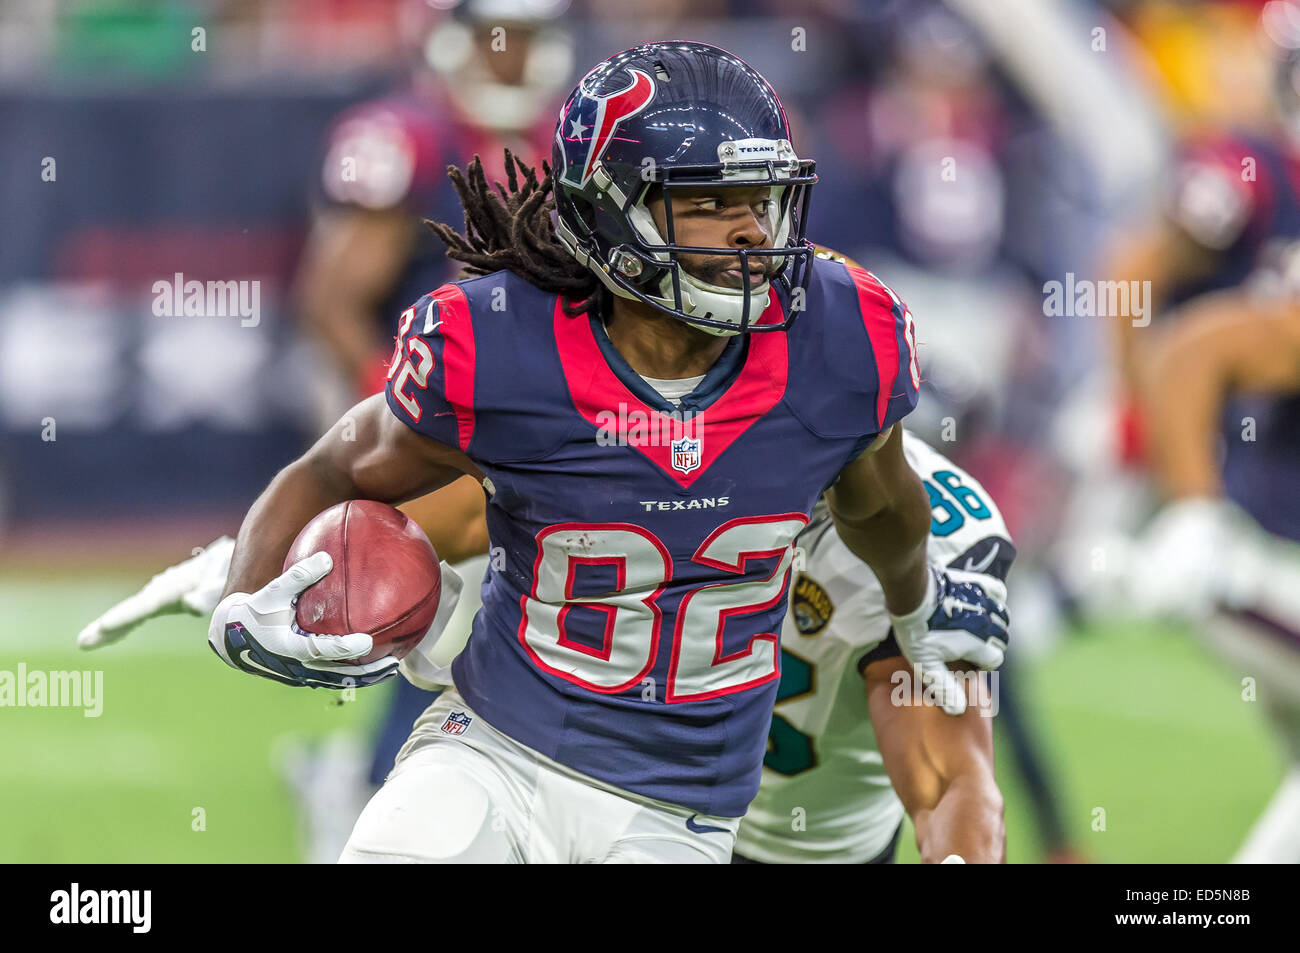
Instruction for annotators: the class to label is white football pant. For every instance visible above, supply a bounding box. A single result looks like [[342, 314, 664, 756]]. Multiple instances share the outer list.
[[338, 687, 738, 864]]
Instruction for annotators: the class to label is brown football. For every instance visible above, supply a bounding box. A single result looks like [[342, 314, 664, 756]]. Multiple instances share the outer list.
[[284, 500, 441, 664]]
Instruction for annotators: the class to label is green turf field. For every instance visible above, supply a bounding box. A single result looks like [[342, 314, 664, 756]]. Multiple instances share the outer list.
[[0, 571, 1286, 863]]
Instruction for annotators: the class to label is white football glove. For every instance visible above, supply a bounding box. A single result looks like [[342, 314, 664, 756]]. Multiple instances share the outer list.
[[208, 552, 399, 690], [1126, 497, 1234, 621], [78, 536, 236, 649], [890, 564, 1010, 717]]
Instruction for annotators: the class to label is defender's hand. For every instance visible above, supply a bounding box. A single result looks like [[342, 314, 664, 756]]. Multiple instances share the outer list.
[[207, 552, 399, 689], [890, 565, 1010, 716], [78, 536, 236, 650]]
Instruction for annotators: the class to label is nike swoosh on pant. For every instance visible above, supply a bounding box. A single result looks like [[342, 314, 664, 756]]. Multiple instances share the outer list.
[[686, 814, 729, 835]]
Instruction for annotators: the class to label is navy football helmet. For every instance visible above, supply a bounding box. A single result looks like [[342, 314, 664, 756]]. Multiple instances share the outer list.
[[551, 41, 817, 335], [1277, 44, 1300, 147]]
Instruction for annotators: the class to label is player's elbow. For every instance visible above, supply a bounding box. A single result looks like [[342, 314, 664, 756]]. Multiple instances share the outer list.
[[295, 439, 363, 502]]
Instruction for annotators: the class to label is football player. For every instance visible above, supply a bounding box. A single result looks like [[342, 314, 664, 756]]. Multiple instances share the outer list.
[[1100, 33, 1300, 462], [79, 430, 1010, 864], [78, 261, 1014, 868], [1093, 24, 1300, 863], [1130, 288, 1300, 864], [296, 0, 568, 406], [101, 43, 1013, 863]]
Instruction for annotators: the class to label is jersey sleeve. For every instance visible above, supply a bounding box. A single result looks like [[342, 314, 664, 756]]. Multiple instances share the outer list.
[[319, 100, 442, 213], [384, 284, 477, 452], [845, 265, 922, 437]]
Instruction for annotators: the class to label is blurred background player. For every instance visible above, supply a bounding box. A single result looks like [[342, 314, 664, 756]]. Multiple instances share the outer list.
[[1133, 288, 1300, 863], [295, 0, 571, 417], [287, 0, 571, 859], [1112, 1, 1300, 863]]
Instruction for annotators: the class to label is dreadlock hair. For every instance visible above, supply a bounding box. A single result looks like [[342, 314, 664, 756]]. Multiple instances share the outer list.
[[424, 149, 611, 320]]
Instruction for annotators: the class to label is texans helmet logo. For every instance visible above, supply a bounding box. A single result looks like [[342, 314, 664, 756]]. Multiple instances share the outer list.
[[559, 68, 657, 187]]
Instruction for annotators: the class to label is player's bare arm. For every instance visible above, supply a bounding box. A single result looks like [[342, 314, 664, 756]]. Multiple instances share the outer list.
[[222, 393, 479, 600], [399, 476, 490, 565], [1103, 133, 1262, 397], [295, 207, 417, 386], [1144, 291, 1300, 499], [1102, 220, 1216, 392], [865, 657, 1004, 863], [825, 425, 931, 616]]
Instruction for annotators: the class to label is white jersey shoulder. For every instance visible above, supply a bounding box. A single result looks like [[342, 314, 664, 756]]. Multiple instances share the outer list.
[[904, 433, 1014, 581], [791, 432, 1014, 653]]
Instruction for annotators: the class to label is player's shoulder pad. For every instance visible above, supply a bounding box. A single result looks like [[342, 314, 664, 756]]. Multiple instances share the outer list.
[[1169, 132, 1271, 251], [784, 252, 922, 440], [320, 96, 444, 211], [384, 270, 564, 455]]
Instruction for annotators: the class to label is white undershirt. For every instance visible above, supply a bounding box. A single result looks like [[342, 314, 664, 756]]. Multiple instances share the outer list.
[[639, 373, 705, 408]]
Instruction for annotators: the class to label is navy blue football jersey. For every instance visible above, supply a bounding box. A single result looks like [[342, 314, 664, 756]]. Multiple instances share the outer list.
[[383, 255, 920, 815], [1167, 133, 1300, 542]]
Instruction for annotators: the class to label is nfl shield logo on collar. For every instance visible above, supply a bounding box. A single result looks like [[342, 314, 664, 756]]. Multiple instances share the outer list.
[[441, 711, 472, 735], [671, 435, 701, 475]]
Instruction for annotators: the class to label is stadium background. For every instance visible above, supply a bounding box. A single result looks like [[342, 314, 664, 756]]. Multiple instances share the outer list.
[[0, 0, 1287, 862]]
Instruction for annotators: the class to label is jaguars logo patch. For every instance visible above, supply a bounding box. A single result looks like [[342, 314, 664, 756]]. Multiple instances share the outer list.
[[791, 573, 834, 636]]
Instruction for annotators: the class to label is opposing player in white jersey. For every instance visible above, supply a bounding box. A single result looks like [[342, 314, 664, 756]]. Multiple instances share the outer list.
[[737, 432, 1012, 864]]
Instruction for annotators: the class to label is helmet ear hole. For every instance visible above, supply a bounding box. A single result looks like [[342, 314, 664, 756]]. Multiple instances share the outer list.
[[576, 200, 598, 235]]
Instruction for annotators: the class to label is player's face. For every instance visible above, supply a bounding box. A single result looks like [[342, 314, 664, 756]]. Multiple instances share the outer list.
[[473, 24, 534, 86], [645, 184, 776, 289]]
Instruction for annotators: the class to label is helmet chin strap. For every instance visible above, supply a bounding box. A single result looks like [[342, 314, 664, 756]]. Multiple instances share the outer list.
[[649, 268, 771, 337]]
